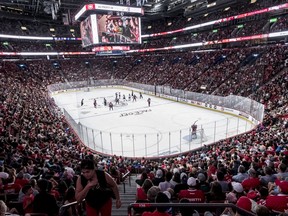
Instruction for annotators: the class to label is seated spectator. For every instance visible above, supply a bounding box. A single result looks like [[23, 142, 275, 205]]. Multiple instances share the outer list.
[[3, 174, 21, 194], [109, 166, 122, 184], [152, 169, 164, 186], [33, 179, 59, 216], [260, 166, 277, 187], [231, 182, 245, 199], [255, 205, 270, 216], [242, 168, 261, 191], [274, 163, 288, 181], [265, 179, 288, 212], [159, 171, 173, 192], [142, 192, 171, 216], [206, 181, 226, 203], [178, 177, 205, 203], [0, 200, 19, 216], [136, 179, 153, 200], [178, 198, 199, 216], [147, 186, 161, 202], [136, 171, 148, 187], [18, 179, 39, 202], [22, 184, 34, 214], [232, 165, 249, 183], [216, 171, 229, 193], [174, 172, 188, 195], [60, 186, 77, 216], [197, 173, 210, 193], [14, 172, 29, 187], [0, 167, 9, 180], [169, 171, 181, 188], [236, 196, 257, 214]]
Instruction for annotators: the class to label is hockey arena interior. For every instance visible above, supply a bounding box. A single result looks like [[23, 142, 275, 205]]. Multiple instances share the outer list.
[[0, 0, 287, 215]]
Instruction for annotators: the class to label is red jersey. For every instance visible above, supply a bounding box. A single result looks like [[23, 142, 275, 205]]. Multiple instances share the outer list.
[[137, 188, 148, 200], [23, 194, 34, 214], [265, 195, 288, 212], [15, 178, 29, 187], [3, 183, 21, 194], [178, 189, 205, 203], [242, 177, 261, 191]]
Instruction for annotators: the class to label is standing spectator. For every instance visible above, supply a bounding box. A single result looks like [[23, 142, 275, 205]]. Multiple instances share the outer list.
[[75, 159, 121, 216]]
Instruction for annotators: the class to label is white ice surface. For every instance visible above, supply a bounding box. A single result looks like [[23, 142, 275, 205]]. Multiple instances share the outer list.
[[52, 87, 254, 157]]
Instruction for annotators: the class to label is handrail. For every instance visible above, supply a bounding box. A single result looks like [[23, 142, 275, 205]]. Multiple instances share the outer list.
[[121, 171, 131, 194], [128, 203, 256, 216], [59, 200, 85, 216]]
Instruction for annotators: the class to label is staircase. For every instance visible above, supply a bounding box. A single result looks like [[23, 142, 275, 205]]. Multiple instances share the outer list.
[[112, 175, 138, 216]]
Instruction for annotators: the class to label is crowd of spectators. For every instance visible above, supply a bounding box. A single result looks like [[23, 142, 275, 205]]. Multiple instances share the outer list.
[[0, 18, 80, 38], [0, 41, 287, 215], [142, 0, 286, 35], [0, 0, 287, 215]]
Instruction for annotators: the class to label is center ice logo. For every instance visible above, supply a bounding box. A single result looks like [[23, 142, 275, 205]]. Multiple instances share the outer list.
[[120, 109, 152, 117]]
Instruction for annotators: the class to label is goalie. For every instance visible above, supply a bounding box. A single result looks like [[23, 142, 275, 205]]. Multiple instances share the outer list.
[[191, 123, 197, 139]]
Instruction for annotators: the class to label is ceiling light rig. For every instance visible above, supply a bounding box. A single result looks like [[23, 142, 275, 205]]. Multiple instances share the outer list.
[[43, 0, 61, 20]]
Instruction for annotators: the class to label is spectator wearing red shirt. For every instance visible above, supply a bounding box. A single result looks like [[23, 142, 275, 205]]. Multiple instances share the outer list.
[[178, 177, 205, 203], [3, 176, 21, 194], [15, 172, 29, 187], [265, 180, 288, 212], [242, 168, 261, 191], [22, 184, 34, 214], [136, 179, 153, 200]]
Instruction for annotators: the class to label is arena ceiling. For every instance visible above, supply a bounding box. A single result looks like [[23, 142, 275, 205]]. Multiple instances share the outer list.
[[0, 0, 243, 23]]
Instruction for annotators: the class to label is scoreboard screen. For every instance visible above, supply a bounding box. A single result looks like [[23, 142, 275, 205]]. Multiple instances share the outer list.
[[97, 15, 141, 44], [80, 14, 141, 47], [80, 15, 95, 47]]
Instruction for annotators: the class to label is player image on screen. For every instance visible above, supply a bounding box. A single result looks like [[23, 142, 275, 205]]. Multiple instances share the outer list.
[[80, 16, 93, 47], [97, 14, 141, 44]]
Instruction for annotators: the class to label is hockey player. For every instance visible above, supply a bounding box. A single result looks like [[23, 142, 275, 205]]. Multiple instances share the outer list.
[[81, 99, 84, 106], [93, 99, 97, 108], [191, 124, 197, 139], [104, 98, 107, 106], [133, 94, 137, 102], [147, 98, 151, 107], [109, 102, 113, 110], [140, 92, 143, 99]]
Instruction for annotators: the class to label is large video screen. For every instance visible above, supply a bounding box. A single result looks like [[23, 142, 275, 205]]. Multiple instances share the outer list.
[[96, 15, 141, 44], [80, 15, 98, 47], [80, 14, 141, 47]]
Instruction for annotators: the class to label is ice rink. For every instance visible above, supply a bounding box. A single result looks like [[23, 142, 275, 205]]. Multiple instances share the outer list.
[[52, 87, 255, 157]]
